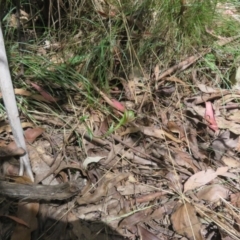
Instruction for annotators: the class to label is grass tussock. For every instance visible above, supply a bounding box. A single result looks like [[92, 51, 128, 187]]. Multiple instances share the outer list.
[[3, 0, 234, 91]]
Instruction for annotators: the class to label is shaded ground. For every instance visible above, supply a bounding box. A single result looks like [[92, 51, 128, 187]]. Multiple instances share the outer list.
[[0, 1, 240, 240]]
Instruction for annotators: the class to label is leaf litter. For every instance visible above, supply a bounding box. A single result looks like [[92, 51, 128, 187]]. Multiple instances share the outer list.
[[2, 62, 240, 239], [2, 4, 240, 240], [3, 75, 240, 239]]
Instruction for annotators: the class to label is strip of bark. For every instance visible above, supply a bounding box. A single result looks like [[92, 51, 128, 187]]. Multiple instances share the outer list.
[[0, 180, 84, 200]]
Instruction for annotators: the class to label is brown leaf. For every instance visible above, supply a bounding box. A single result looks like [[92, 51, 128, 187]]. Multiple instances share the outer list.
[[77, 173, 129, 205], [0, 142, 25, 157], [227, 110, 240, 121], [197, 184, 229, 202], [171, 202, 203, 240], [24, 127, 44, 144], [151, 201, 176, 219], [28, 143, 59, 185], [165, 171, 183, 192], [230, 192, 240, 232], [221, 235, 239, 240], [117, 182, 157, 195], [216, 117, 240, 135], [205, 101, 218, 131], [173, 149, 199, 173], [197, 83, 218, 93], [137, 225, 160, 240], [2, 161, 20, 175], [0, 215, 29, 228], [30, 82, 58, 103], [187, 128, 206, 160], [119, 208, 152, 229], [0, 122, 34, 136], [230, 192, 240, 208], [11, 202, 39, 240], [167, 121, 185, 139], [165, 76, 189, 86], [220, 93, 240, 105], [184, 90, 229, 106], [211, 130, 239, 160], [119, 126, 139, 136], [11, 176, 33, 184], [184, 167, 228, 192], [135, 191, 166, 203], [111, 99, 125, 112], [222, 156, 240, 168], [140, 126, 181, 143], [0, 89, 53, 103]]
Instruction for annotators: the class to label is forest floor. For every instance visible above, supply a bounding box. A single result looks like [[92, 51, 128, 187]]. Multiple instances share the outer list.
[[1, 1, 240, 240]]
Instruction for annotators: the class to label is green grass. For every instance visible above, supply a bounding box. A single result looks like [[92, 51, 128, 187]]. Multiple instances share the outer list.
[[2, 0, 240, 126]]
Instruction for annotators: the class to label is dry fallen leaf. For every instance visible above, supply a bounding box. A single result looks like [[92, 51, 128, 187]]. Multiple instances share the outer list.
[[205, 101, 218, 131], [140, 125, 181, 143], [0, 215, 29, 228], [184, 90, 229, 106], [211, 130, 239, 160], [119, 208, 152, 229], [173, 149, 199, 173], [0, 143, 25, 158], [137, 225, 160, 240], [0, 89, 53, 103], [184, 167, 228, 192], [165, 171, 183, 192], [227, 110, 240, 121], [171, 202, 203, 240], [230, 192, 240, 208], [11, 196, 39, 240], [111, 99, 125, 112], [9, 176, 39, 240], [28, 144, 59, 185], [196, 184, 229, 202], [187, 128, 206, 160], [167, 121, 185, 139], [0, 121, 34, 134], [30, 82, 58, 103], [222, 156, 240, 168], [230, 192, 240, 232], [82, 156, 105, 169], [166, 76, 189, 86], [216, 117, 240, 135], [117, 183, 156, 195], [77, 172, 129, 205], [197, 83, 218, 93], [24, 127, 44, 144]]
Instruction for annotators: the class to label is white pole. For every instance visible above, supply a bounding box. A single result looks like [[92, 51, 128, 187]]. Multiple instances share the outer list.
[[0, 23, 34, 182]]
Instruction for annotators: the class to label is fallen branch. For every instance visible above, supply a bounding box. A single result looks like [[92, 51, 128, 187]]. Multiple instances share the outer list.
[[0, 180, 84, 200]]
